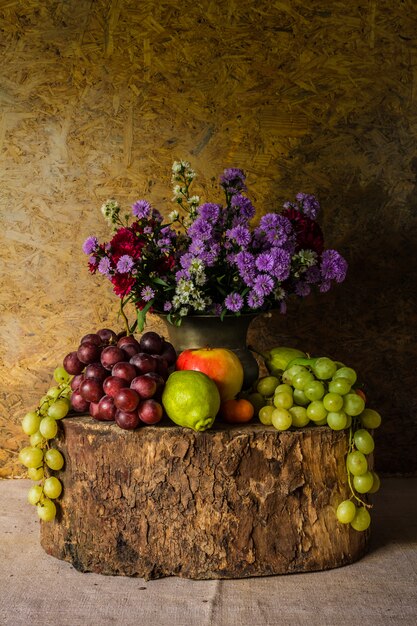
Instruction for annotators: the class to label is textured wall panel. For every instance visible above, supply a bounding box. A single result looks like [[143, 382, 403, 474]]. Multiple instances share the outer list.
[[1, 0, 416, 476]]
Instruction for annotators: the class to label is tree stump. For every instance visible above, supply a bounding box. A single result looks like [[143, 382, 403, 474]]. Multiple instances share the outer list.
[[40, 416, 369, 580]]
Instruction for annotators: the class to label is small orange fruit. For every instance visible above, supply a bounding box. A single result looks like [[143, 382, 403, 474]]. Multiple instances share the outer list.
[[219, 398, 255, 424]]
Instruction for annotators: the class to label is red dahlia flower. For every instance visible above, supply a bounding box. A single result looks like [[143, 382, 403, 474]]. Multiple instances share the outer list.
[[281, 207, 324, 255]]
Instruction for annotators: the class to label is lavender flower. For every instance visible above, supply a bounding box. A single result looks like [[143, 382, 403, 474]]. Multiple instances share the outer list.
[[224, 292, 244, 312], [231, 194, 255, 220], [255, 251, 275, 273], [132, 200, 152, 219], [247, 290, 264, 309], [256, 214, 293, 247], [141, 286, 155, 301], [163, 301, 172, 311], [116, 255, 134, 273], [320, 250, 348, 283], [187, 218, 213, 241], [269, 248, 291, 281], [82, 236, 98, 255]]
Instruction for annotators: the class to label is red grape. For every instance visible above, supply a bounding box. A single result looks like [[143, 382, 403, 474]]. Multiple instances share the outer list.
[[121, 343, 140, 359], [97, 328, 117, 344], [79, 378, 104, 403], [129, 352, 157, 374], [77, 342, 101, 365], [103, 376, 128, 398], [140, 331, 164, 354], [114, 388, 140, 412], [84, 362, 108, 383], [161, 341, 177, 365], [138, 399, 163, 425], [80, 333, 102, 346], [63, 351, 84, 375], [130, 375, 157, 399], [97, 395, 117, 421], [112, 361, 137, 383], [117, 335, 140, 349], [70, 373, 85, 391], [115, 409, 141, 430], [101, 346, 126, 370], [70, 390, 89, 413], [143, 372, 165, 394], [89, 401, 100, 419]]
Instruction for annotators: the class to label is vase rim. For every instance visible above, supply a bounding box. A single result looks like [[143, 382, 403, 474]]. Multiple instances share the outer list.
[[154, 311, 260, 320]]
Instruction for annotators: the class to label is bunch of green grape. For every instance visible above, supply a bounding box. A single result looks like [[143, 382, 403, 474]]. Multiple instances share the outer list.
[[18, 367, 71, 522], [254, 356, 382, 531]]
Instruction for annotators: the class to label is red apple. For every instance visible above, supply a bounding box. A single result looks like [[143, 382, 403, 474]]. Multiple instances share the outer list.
[[175, 347, 244, 401]]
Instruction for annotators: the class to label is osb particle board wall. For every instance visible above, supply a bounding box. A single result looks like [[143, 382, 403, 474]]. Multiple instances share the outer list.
[[1, 0, 416, 477]]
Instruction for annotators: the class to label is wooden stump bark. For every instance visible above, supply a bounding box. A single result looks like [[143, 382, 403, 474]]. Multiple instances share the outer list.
[[40, 416, 369, 579]]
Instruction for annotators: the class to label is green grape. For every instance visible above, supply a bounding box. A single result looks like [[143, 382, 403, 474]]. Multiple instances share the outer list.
[[323, 392, 344, 412], [343, 393, 365, 417], [259, 405, 275, 425], [293, 388, 309, 406], [21, 411, 41, 436], [39, 416, 58, 440], [27, 466, 44, 481], [314, 417, 328, 426], [350, 506, 371, 531], [353, 471, 374, 494], [292, 370, 314, 391], [345, 414, 352, 428], [354, 429, 375, 455], [37, 498, 57, 522], [282, 364, 307, 385], [47, 398, 70, 420], [336, 500, 356, 524], [326, 411, 348, 431], [333, 366, 357, 385], [273, 392, 293, 409], [360, 408, 382, 429], [369, 471, 381, 494], [289, 406, 309, 427], [19, 446, 44, 469], [271, 408, 292, 431], [304, 380, 325, 401], [39, 395, 52, 408], [46, 386, 61, 400], [274, 384, 293, 395], [306, 400, 327, 422], [30, 431, 45, 447], [27, 484, 43, 505], [54, 366, 71, 384], [43, 476, 62, 499], [257, 376, 280, 397], [312, 357, 337, 380], [44, 448, 64, 471], [328, 377, 351, 395], [346, 450, 368, 476]]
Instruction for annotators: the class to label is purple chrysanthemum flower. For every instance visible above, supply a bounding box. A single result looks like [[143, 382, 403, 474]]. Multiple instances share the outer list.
[[226, 225, 251, 247], [253, 273, 275, 297], [256, 214, 293, 247], [255, 251, 275, 273], [231, 194, 255, 220], [234, 250, 255, 274], [175, 269, 190, 281], [296, 193, 320, 219], [141, 286, 155, 301], [320, 250, 348, 283], [187, 218, 213, 241], [294, 281, 311, 297], [247, 290, 264, 309], [143, 226, 153, 235], [212, 303, 223, 316], [224, 292, 244, 312], [163, 301, 172, 312], [198, 203, 221, 222], [116, 254, 134, 274], [269, 248, 291, 281], [220, 168, 246, 194], [319, 280, 332, 293], [151, 208, 163, 223], [98, 256, 112, 276], [189, 239, 206, 256], [180, 253, 194, 270], [132, 200, 152, 219], [82, 236, 98, 255], [304, 265, 321, 284]]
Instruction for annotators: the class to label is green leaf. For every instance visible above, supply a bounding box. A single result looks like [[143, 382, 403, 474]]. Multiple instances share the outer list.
[[136, 300, 154, 333], [153, 277, 169, 287]]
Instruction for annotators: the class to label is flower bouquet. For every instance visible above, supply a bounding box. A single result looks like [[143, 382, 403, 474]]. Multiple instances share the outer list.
[[83, 162, 347, 332]]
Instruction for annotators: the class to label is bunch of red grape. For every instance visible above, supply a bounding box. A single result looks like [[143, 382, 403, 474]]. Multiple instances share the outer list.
[[64, 328, 177, 430]]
